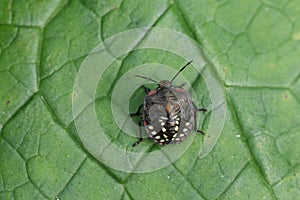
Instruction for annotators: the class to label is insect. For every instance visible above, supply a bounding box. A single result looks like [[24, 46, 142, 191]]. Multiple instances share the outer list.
[[130, 60, 207, 147]]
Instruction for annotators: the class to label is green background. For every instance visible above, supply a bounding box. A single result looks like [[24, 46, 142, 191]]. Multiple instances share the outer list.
[[1, 0, 300, 199]]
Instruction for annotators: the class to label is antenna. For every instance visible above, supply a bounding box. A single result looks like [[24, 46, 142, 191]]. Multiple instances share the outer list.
[[170, 60, 193, 83], [134, 75, 159, 84]]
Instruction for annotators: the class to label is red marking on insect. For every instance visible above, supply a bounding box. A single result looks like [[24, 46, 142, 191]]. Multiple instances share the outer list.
[[175, 87, 185, 93], [147, 90, 157, 96]]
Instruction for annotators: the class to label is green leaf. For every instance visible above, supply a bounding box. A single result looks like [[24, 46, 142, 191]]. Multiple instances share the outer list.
[[1, 0, 299, 199]]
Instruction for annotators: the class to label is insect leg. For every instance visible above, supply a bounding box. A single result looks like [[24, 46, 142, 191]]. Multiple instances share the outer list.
[[198, 108, 207, 112], [196, 129, 205, 135], [192, 101, 207, 113], [141, 85, 150, 93], [194, 110, 205, 135], [192, 101, 206, 135], [130, 104, 143, 117], [130, 105, 144, 146], [132, 119, 144, 147]]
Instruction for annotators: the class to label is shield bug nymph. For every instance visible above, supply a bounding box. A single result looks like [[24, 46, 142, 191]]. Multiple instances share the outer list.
[[130, 60, 207, 147]]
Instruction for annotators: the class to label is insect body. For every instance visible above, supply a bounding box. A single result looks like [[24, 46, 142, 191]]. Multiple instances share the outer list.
[[131, 61, 206, 147]]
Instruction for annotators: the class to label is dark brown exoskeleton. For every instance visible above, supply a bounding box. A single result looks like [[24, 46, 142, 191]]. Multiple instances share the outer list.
[[130, 61, 207, 147]]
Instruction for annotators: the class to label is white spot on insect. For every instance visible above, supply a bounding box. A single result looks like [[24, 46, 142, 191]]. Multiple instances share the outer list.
[[155, 135, 160, 139], [161, 122, 165, 126], [151, 131, 157, 135], [166, 138, 169, 141], [172, 138, 175, 141], [160, 139, 165, 142], [185, 122, 190, 126], [180, 134, 185, 137], [173, 133, 177, 138], [175, 138, 180, 141], [175, 120, 180, 125], [171, 115, 177, 119], [161, 116, 168, 120], [175, 126, 179, 131], [183, 128, 188, 132], [148, 125, 153, 130], [163, 134, 168, 138], [162, 127, 166, 132], [170, 122, 175, 127]]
